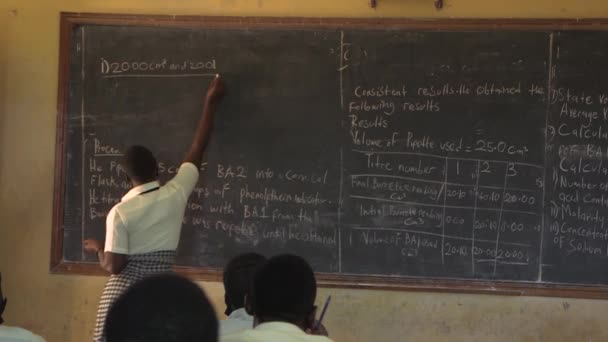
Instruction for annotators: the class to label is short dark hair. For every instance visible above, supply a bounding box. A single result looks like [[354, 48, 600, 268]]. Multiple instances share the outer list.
[[122, 145, 158, 184], [105, 274, 217, 342], [251, 254, 317, 323], [0, 273, 6, 325], [223, 253, 267, 316]]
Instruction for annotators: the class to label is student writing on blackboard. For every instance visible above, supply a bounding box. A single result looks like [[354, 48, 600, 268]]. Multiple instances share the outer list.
[[83, 76, 225, 342], [220, 253, 267, 336]]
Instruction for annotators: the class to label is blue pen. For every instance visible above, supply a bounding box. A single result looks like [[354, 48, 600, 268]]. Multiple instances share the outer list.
[[314, 295, 331, 330]]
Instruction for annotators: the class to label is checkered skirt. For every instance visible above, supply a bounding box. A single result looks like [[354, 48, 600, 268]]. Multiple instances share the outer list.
[[93, 250, 176, 342]]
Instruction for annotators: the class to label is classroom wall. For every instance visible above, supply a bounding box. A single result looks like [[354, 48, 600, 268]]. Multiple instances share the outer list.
[[2, 1, 608, 341]]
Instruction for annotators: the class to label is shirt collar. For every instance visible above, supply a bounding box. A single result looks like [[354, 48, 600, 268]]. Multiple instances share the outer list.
[[254, 322, 305, 334], [121, 181, 160, 202], [228, 308, 253, 321]]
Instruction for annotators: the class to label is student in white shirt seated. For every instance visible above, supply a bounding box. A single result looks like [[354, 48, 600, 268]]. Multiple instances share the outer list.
[[104, 274, 217, 342], [221, 254, 334, 342], [0, 273, 46, 342], [220, 253, 267, 336]]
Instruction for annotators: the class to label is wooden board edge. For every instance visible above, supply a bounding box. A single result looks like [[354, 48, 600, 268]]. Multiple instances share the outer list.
[[49, 262, 608, 300], [50, 13, 75, 271], [51, 12, 608, 300], [50, 261, 106, 276], [179, 268, 608, 300], [315, 274, 608, 299], [57, 12, 608, 31]]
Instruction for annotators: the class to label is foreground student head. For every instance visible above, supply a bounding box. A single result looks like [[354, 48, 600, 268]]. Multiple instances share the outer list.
[[223, 252, 267, 316], [220, 253, 267, 336], [221, 254, 333, 342], [250, 254, 318, 330], [0, 273, 6, 325], [105, 274, 218, 342], [0, 273, 46, 342]]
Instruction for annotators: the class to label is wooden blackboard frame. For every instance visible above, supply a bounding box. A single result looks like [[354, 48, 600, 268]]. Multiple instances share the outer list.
[[52, 12, 608, 299]]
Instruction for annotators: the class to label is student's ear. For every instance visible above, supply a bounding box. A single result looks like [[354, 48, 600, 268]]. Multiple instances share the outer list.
[[0, 297, 7, 320], [224, 293, 231, 316], [244, 294, 253, 316]]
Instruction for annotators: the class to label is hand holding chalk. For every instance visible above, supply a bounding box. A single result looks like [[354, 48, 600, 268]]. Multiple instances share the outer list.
[[206, 74, 225, 105], [309, 322, 329, 337]]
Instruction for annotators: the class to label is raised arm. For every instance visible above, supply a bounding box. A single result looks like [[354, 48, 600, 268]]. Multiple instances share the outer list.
[[183, 75, 225, 166]]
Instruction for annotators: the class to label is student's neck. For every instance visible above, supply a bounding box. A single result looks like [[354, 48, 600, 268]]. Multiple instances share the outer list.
[[256, 316, 306, 330], [131, 179, 157, 187]]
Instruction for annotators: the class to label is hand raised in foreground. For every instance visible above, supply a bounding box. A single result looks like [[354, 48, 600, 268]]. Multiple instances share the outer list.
[[205, 75, 225, 106], [83, 239, 103, 254]]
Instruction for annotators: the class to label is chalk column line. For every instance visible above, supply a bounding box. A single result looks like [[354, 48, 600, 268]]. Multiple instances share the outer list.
[[339, 31, 345, 110], [441, 157, 448, 265], [80, 26, 86, 260], [538, 32, 555, 282], [471, 160, 481, 275], [338, 148, 344, 273], [337, 30, 347, 273], [492, 165, 510, 275]]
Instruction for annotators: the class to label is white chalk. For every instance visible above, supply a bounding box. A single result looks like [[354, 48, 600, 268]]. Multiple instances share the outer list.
[[216, 73, 220, 78]]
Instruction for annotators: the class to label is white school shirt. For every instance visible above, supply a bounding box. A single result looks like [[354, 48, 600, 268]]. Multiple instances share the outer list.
[[104, 163, 199, 254], [221, 322, 334, 342], [219, 308, 254, 336], [0, 326, 46, 342]]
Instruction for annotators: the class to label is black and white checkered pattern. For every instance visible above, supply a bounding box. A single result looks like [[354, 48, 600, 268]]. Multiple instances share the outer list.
[[93, 250, 176, 342]]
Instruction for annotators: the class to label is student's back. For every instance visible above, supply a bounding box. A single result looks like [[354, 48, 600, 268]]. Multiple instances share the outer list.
[[222, 322, 331, 342], [0, 326, 45, 342], [84, 76, 225, 342]]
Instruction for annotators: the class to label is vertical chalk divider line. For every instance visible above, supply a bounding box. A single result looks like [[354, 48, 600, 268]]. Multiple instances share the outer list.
[[471, 160, 481, 275], [80, 26, 86, 260], [493, 165, 509, 275], [338, 148, 344, 273], [538, 32, 555, 282], [337, 30, 346, 273], [441, 157, 448, 265], [339, 30, 345, 110]]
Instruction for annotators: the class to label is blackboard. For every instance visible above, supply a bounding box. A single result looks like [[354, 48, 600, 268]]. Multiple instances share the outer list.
[[52, 13, 608, 298]]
